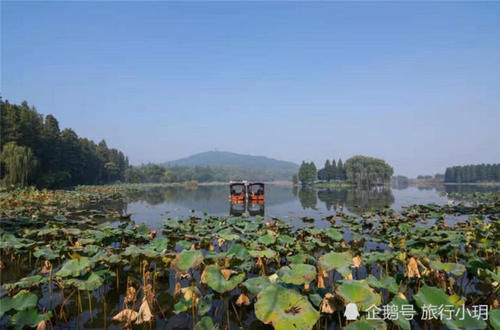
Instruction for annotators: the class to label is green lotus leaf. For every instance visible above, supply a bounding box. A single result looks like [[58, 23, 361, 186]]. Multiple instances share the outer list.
[[56, 257, 92, 278], [65, 272, 103, 291], [413, 285, 460, 308], [318, 251, 353, 275], [484, 266, 500, 283], [490, 308, 500, 330], [278, 235, 295, 245], [171, 250, 203, 273], [243, 276, 272, 294], [257, 234, 276, 246], [249, 249, 277, 259], [308, 293, 322, 308], [414, 285, 487, 329], [287, 253, 315, 264], [82, 244, 100, 256], [36, 227, 59, 237], [194, 316, 219, 330], [10, 308, 51, 329], [225, 243, 250, 260], [3, 275, 47, 291], [218, 233, 240, 242], [33, 246, 57, 260], [122, 245, 144, 257], [388, 295, 412, 330], [363, 251, 394, 265], [204, 265, 245, 293], [344, 317, 387, 330], [173, 298, 192, 314], [430, 261, 466, 276], [54, 215, 67, 222], [0, 298, 10, 318], [337, 280, 382, 311], [0, 234, 34, 249], [142, 237, 169, 257], [62, 228, 82, 236], [306, 237, 326, 247], [278, 264, 317, 285], [177, 240, 192, 250], [0, 291, 38, 317], [323, 228, 343, 241], [254, 284, 320, 330], [197, 294, 214, 316], [366, 275, 399, 294]]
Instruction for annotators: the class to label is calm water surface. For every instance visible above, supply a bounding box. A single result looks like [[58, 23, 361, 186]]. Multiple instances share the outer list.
[[123, 184, 496, 230]]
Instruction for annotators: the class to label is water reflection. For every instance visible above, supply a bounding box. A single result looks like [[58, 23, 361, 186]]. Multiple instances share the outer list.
[[298, 188, 317, 209], [344, 187, 394, 214], [300, 187, 394, 215], [248, 202, 265, 216], [229, 202, 245, 216], [227, 202, 267, 217], [122, 184, 498, 229]]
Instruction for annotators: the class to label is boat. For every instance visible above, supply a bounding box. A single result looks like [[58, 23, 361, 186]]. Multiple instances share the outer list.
[[247, 182, 265, 201], [229, 180, 247, 202]]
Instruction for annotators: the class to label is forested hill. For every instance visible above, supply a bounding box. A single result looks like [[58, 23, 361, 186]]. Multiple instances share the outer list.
[[166, 151, 299, 170], [0, 100, 128, 188]]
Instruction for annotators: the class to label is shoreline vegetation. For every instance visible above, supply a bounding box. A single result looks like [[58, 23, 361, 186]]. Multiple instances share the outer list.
[[295, 155, 393, 188], [0, 186, 498, 329]]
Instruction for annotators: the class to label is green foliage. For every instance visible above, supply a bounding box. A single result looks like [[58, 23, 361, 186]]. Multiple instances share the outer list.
[[204, 265, 245, 293], [0, 142, 37, 186], [0, 100, 128, 188], [344, 155, 393, 186], [298, 161, 317, 185], [254, 284, 320, 329], [337, 280, 382, 311], [445, 163, 500, 183], [277, 264, 317, 285]]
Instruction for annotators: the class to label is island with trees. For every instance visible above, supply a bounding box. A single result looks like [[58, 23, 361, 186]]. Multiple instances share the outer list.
[[297, 155, 393, 187]]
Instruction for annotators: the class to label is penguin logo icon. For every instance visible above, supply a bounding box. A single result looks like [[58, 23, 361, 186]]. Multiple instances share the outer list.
[[344, 302, 360, 320]]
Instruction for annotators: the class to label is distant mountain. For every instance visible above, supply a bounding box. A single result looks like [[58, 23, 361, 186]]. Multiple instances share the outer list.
[[166, 151, 299, 170]]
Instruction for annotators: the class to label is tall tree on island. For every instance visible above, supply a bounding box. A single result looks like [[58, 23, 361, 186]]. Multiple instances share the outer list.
[[329, 159, 337, 181], [299, 161, 317, 185], [337, 158, 345, 180], [318, 160, 330, 182]]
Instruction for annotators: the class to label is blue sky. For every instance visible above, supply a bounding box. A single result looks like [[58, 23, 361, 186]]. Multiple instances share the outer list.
[[2, 1, 499, 177]]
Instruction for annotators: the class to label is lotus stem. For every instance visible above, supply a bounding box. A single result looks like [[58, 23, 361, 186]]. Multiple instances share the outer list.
[[87, 291, 93, 321], [49, 264, 53, 306], [116, 267, 119, 290], [103, 295, 107, 329], [226, 296, 230, 330], [78, 289, 82, 313]]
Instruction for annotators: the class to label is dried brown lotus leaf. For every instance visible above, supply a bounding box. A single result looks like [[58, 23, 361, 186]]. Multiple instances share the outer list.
[[236, 293, 251, 306], [112, 309, 138, 322]]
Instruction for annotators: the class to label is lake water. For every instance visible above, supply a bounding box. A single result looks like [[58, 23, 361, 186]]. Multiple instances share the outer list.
[[123, 184, 497, 230]]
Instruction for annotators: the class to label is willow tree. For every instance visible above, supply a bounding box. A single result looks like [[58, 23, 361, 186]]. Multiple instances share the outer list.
[[0, 142, 37, 186]]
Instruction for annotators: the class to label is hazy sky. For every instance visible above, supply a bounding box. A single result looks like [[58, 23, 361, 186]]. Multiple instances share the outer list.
[[2, 2, 499, 177]]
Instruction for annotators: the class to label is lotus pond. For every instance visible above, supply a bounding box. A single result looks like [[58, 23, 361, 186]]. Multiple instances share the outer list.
[[0, 185, 499, 329]]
